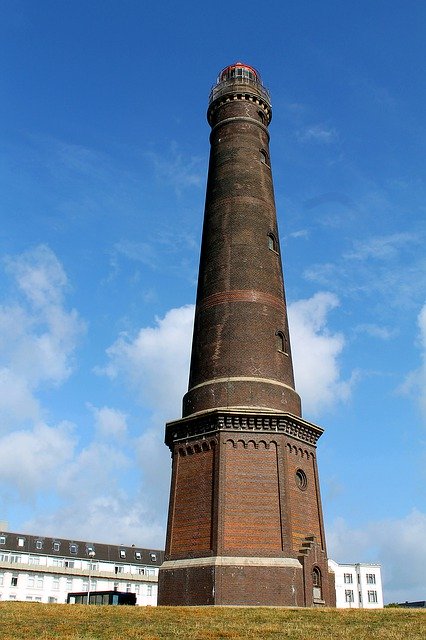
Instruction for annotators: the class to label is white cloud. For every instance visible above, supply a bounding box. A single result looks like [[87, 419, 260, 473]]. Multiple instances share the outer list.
[[26, 494, 165, 548], [0, 368, 41, 430], [328, 510, 426, 603], [0, 422, 76, 498], [88, 404, 128, 439], [100, 304, 195, 420], [0, 246, 85, 390], [354, 323, 397, 340], [297, 125, 338, 144], [344, 232, 419, 261], [400, 302, 426, 419], [288, 292, 353, 416], [147, 143, 203, 195]]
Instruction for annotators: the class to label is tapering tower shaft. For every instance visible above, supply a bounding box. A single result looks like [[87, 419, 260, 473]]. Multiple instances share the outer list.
[[183, 64, 301, 418], [158, 64, 335, 607]]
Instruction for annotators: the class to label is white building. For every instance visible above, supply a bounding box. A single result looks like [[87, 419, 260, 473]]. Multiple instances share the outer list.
[[328, 559, 383, 608], [0, 528, 163, 606]]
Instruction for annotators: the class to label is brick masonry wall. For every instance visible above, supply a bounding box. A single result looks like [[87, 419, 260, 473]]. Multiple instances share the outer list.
[[285, 443, 324, 553], [222, 439, 282, 552], [168, 444, 214, 556]]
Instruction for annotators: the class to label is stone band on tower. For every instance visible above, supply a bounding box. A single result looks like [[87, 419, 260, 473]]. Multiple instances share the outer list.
[[158, 63, 335, 607]]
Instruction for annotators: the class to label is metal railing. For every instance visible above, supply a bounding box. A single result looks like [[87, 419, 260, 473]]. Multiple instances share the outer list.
[[208, 77, 271, 106]]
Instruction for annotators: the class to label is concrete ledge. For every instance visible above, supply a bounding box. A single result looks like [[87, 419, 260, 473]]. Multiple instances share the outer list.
[[160, 556, 302, 570]]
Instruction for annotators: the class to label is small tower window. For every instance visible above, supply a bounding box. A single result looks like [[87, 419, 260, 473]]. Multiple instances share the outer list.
[[260, 149, 269, 165], [295, 469, 308, 490], [276, 330, 288, 354], [267, 232, 278, 252], [258, 110, 266, 124]]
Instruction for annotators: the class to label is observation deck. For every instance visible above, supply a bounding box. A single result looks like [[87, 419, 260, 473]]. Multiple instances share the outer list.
[[208, 62, 271, 107]]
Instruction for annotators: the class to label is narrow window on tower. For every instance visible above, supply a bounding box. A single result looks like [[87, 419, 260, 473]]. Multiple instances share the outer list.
[[267, 232, 277, 252], [260, 149, 269, 165], [276, 330, 288, 355], [258, 110, 265, 124]]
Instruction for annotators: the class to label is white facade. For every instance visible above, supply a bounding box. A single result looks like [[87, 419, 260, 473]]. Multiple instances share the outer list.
[[0, 531, 161, 606], [328, 559, 383, 608]]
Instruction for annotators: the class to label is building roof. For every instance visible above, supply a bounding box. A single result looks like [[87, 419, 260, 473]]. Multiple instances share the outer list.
[[0, 529, 164, 566]]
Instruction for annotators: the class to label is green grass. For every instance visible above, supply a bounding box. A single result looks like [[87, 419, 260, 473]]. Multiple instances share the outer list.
[[0, 603, 424, 640]]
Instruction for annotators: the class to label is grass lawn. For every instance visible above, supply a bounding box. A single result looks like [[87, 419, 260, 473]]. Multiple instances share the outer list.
[[0, 603, 425, 639]]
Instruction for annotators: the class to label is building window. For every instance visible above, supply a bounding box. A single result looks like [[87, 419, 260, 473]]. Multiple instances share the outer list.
[[64, 560, 75, 569], [345, 590, 354, 602], [260, 149, 269, 165], [52, 577, 60, 590], [11, 574, 18, 587], [113, 581, 119, 591], [0, 572, 4, 586], [366, 573, 376, 584], [134, 552, 141, 560], [258, 110, 265, 124], [344, 573, 353, 584], [312, 567, 322, 601], [10, 554, 21, 564], [275, 330, 288, 354], [36, 575, 44, 589], [126, 583, 132, 593], [29, 556, 40, 565], [115, 565, 124, 574], [147, 585, 153, 597], [267, 232, 277, 252], [35, 540, 43, 550], [134, 585, 140, 595], [295, 469, 308, 491], [150, 553, 157, 562], [66, 578, 73, 590], [48, 597, 57, 604], [53, 542, 60, 552], [17, 537, 25, 547], [0, 554, 9, 562], [368, 590, 378, 603], [28, 575, 35, 588], [69, 544, 78, 554], [0, 535, 5, 545], [119, 549, 126, 559]]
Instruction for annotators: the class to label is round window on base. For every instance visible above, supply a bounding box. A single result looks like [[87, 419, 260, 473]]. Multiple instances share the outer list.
[[296, 469, 308, 490]]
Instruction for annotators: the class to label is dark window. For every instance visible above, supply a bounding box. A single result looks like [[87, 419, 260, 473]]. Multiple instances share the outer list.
[[260, 149, 269, 165], [276, 330, 288, 354], [267, 232, 277, 252], [258, 110, 266, 124], [313, 567, 322, 600], [295, 469, 307, 490]]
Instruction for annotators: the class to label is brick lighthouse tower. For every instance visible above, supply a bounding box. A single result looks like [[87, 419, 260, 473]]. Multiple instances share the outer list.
[[158, 63, 335, 607]]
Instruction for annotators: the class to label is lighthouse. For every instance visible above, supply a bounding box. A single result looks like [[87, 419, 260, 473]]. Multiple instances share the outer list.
[[158, 63, 335, 607]]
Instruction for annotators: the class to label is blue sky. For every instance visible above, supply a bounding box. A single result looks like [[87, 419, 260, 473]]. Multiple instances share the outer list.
[[1, 0, 425, 603]]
